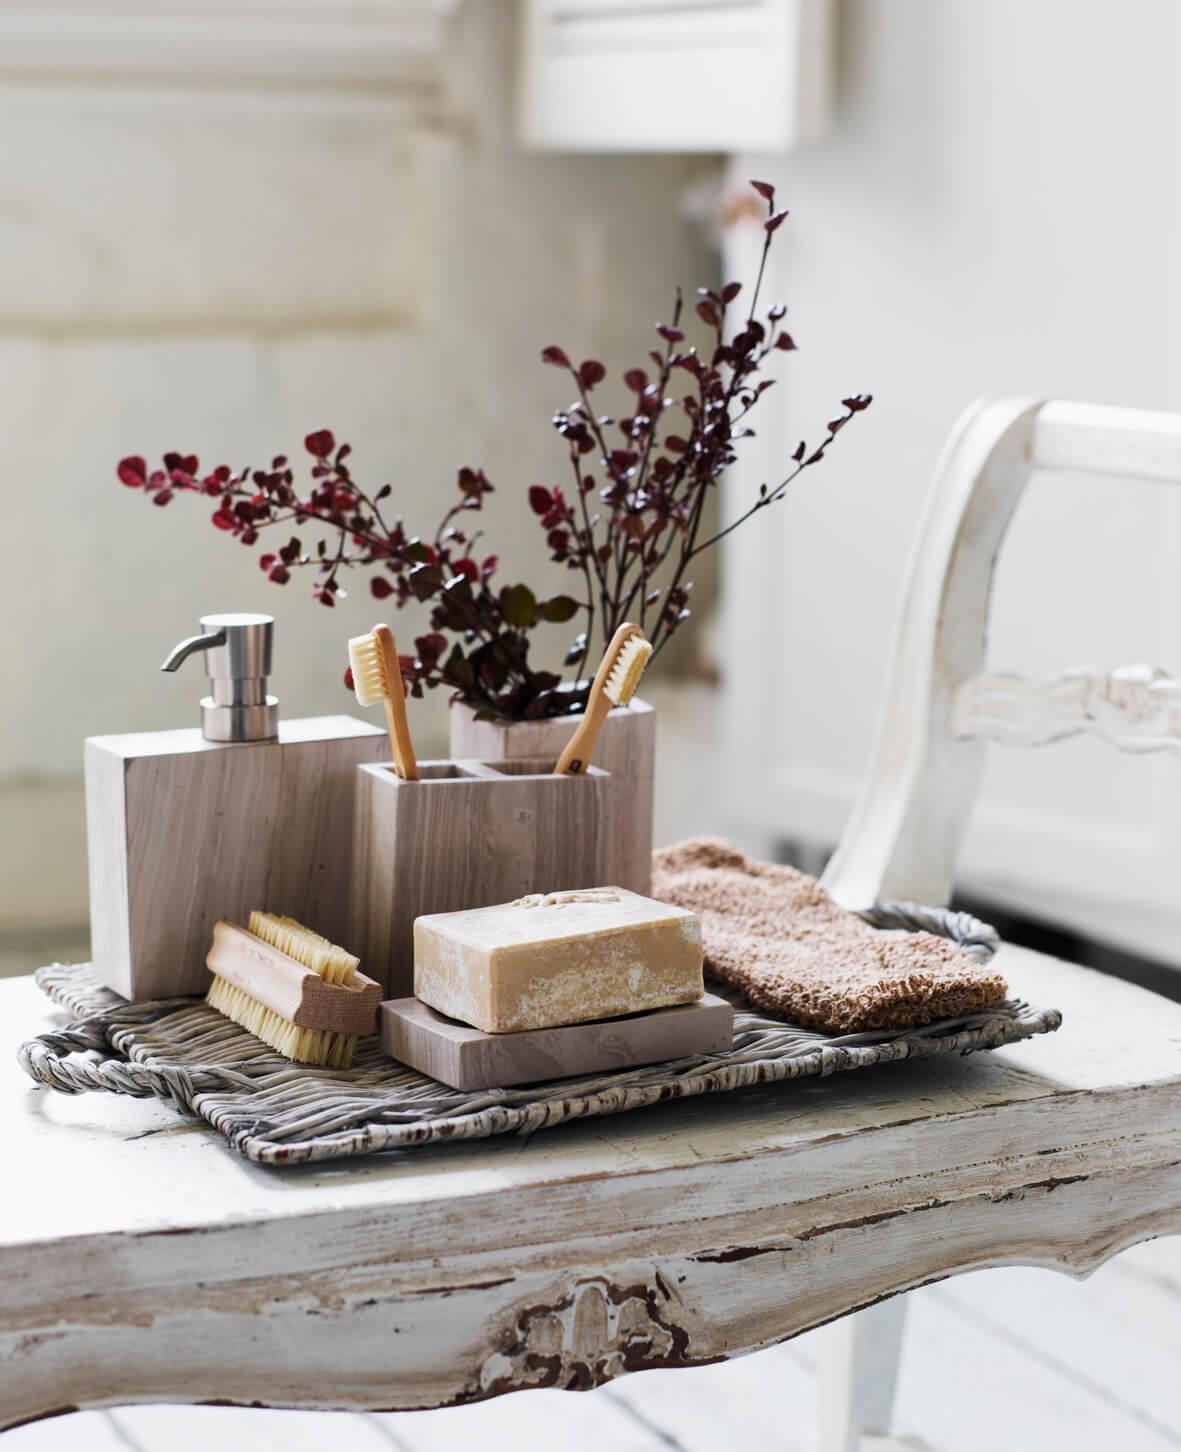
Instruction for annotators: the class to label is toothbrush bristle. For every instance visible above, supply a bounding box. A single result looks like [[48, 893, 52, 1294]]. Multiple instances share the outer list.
[[604, 635, 652, 706], [348, 630, 390, 707]]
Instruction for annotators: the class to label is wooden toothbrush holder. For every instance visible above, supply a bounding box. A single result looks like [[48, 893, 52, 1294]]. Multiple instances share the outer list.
[[449, 696, 654, 895], [350, 758, 612, 996]]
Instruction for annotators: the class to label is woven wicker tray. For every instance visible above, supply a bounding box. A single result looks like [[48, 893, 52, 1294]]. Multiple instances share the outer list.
[[18, 903, 1061, 1167]]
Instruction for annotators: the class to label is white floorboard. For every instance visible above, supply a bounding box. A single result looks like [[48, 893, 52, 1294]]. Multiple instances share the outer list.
[[1, 1412, 129, 1451], [377, 1384, 670, 1452], [109, 1406, 399, 1452], [599, 1340, 817, 1452], [931, 1261, 1180, 1438], [1111, 1235, 1181, 1297], [887, 1276, 1180, 1452]]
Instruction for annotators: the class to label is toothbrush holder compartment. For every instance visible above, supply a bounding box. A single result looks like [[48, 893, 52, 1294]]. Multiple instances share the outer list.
[[350, 758, 612, 996]]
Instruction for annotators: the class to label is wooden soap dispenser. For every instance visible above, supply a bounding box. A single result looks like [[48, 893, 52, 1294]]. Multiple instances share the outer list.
[[84, 612, 387, 1002]]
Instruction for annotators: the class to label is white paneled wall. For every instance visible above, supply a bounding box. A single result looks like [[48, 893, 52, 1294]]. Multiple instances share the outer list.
[[721, 0, 1181, 960], [0, 0, 712, 933], [518, 0, 833, 152]]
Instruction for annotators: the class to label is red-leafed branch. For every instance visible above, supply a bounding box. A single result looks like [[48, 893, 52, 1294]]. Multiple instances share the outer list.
[[117, 181, 870, 720]]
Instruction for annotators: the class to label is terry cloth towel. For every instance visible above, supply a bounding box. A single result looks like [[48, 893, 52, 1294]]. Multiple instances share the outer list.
[[652, 838, 1008, 1033]]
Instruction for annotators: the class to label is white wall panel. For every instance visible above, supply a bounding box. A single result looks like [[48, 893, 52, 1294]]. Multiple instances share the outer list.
[[0, 0, 711, 930], [518, 0, 832, 152], [721, 0, 1181, 961]]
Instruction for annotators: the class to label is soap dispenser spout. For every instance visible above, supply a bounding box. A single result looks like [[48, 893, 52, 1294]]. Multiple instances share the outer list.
[[160, 629, 227, 673], [161, 612, 279, 742]]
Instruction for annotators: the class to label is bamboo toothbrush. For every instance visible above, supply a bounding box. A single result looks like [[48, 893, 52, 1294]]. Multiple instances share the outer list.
[[555, 623, 652, 775], [348, 623, 419, 780], [205, 910, 382, 1069]]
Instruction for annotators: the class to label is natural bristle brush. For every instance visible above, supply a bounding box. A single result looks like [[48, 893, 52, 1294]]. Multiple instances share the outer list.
[[348, 623, 419, 780], [555, 623, 652, 775], [205, 911, 382, 1069]]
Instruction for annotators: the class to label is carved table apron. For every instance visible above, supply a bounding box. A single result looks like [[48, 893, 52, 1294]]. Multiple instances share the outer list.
[[3, 944, 1180, 1429]]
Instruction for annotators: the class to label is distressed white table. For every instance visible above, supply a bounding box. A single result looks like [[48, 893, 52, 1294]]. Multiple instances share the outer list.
[[3, 946, 1180, 1440]]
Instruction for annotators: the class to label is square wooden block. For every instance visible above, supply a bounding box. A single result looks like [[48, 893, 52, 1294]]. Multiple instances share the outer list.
[[380, 993, 734, 1090], [350, 758, 611, 997], [85, 716, 386, 1001]]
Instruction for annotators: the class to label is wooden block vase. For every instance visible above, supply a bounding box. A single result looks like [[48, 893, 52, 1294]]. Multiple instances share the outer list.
[[449, 695, 655, 895], [350, 757, 611, 996]]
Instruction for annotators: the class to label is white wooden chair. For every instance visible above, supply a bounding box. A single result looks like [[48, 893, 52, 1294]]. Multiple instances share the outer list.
[[819, 394, 1181, 1449], [2, 397, 1180, 1450]]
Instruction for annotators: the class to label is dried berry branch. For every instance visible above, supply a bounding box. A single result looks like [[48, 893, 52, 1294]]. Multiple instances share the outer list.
[[117, 180, 870, 720]]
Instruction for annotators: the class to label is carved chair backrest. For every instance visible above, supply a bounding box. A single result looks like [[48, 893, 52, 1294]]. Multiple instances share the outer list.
[[821, 396, 1181, 910]]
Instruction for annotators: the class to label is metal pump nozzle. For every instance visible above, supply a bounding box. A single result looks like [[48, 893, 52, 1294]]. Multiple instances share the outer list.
[[160, 613, 279, 742]]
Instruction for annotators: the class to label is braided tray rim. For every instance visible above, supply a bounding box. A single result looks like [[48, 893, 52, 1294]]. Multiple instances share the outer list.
[[17, 901, 1061, 1167]]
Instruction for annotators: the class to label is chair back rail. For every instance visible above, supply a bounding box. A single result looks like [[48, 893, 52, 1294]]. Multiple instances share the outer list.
[[822, 397, 1181, 909]]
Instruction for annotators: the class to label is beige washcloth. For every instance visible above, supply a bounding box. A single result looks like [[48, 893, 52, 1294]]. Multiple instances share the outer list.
[[652, 838, 1008, 1033]]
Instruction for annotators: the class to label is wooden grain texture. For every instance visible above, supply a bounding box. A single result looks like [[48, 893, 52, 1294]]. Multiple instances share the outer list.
[[378, 994, 734, 1090], [85, 716, 387, 1001], [375, 623, 419, 781], [350, 760, 611, 996], [449, 699, 655, 895], [3, 945, 1179, 1429], [206, 922, 382, 1035]]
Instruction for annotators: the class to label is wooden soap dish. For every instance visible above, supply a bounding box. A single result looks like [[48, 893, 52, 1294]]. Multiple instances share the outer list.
[[379, 994, 734, 1091]]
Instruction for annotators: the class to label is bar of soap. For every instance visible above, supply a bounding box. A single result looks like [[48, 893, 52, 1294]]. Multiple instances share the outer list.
[[413, 887, 704, 1033], [380, 994, 733, 1090]]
